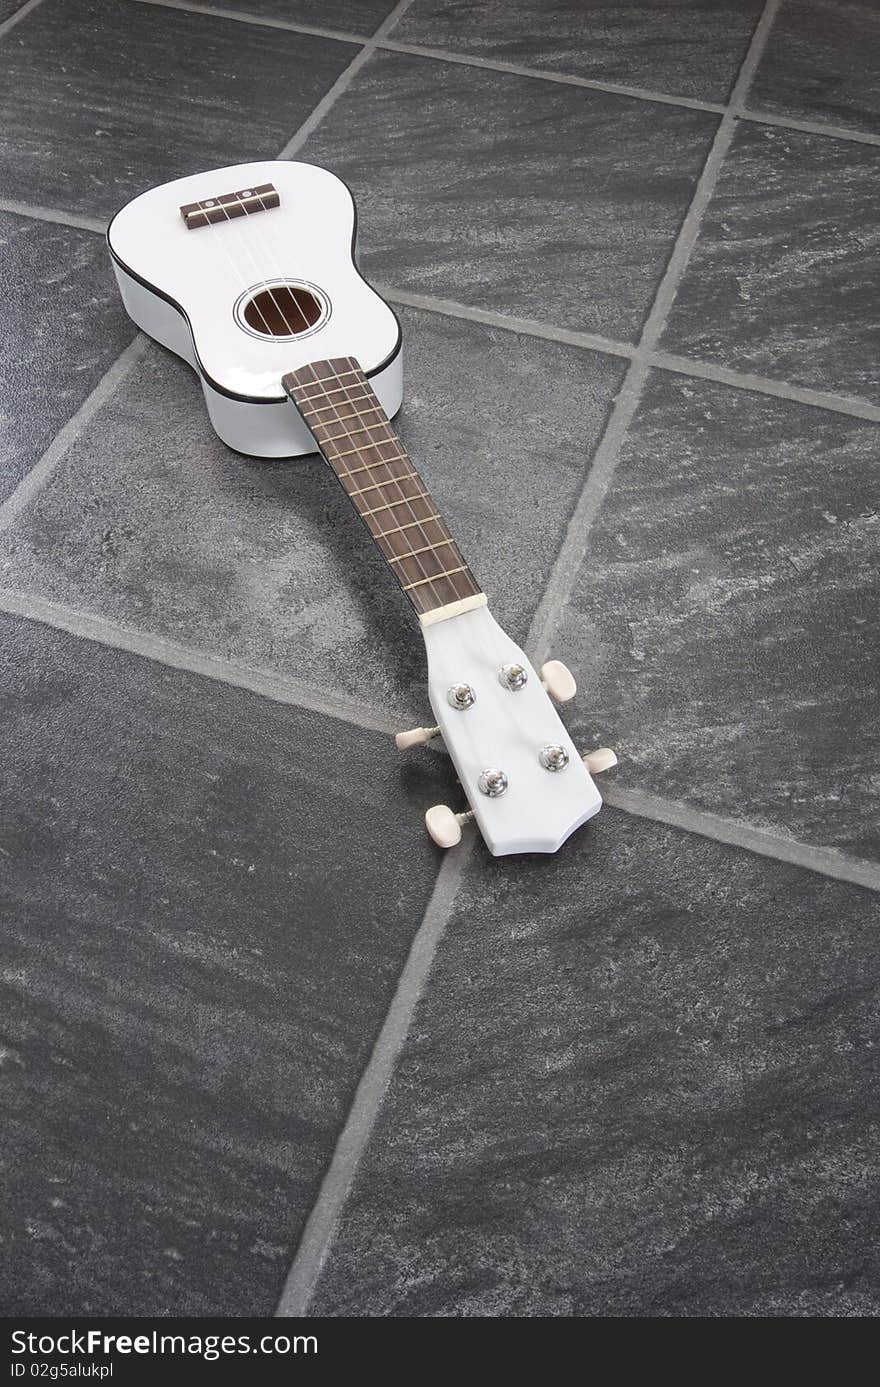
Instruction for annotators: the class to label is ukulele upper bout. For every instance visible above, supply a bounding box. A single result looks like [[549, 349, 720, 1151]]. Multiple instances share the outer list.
[[107, 160, 402, 457]]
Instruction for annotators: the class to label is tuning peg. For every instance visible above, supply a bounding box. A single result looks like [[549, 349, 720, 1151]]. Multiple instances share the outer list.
[[540, 660, 576, 703], [583, 747, 617, 775], [425, 805, 475, 848], [395, 724, 441, 750]]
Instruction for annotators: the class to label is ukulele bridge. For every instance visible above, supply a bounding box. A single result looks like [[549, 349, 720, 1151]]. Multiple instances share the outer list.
[[179, 182, 280, 230]]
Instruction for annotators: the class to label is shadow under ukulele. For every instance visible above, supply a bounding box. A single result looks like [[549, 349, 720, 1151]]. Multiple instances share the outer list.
[[107, 159, 616, 856]]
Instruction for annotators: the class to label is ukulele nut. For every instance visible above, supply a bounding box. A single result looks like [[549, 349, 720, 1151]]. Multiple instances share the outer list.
[[447, 683, 476, 710], [478, 768, 509, 798], [539, 744, 570, 772], [498, 662, 528, 691]]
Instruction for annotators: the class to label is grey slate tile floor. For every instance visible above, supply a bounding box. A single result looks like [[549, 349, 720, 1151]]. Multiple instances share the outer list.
[[0, 0, 878, 1319]]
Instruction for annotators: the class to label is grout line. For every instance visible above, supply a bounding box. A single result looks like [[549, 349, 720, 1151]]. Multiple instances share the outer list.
[[0, 337, 150, 536], [130, 0, 369, 43], [525, 356, 648, 662], [741, 107, 880, 149], [0, 588, 400, 738], [651, 351, 880, 422], [603, 786, 880, 893], [640, 1, 781, 345], [4, 584, 878, 898], [0, 199, 106, 234], [276, 842, 475, 1316], [375, 37, 725, 113], [275, 0, 415, 160], [377, 285, 637, 362], [383, 289, 880, 423], [0, 0, 45, 40], [524, 0, 781, 666]]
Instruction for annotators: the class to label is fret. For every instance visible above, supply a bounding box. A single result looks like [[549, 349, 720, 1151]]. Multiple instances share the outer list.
[[296, 384, 375, 404], [307, 397, 382, 418], [347, 472, 421, 499], [361, 495, 431, 519], [388, 538, 456, 563], [283, 356, 483, 617], [401, 565, 469, 591], [336, 448, 410, 469], [293, 367, 363, 394], [374, 515, 443, 538], [318, 420, 397, 445]]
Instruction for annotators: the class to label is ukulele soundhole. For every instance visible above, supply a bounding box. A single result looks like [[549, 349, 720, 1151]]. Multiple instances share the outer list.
[[234, 280, 329, 340]]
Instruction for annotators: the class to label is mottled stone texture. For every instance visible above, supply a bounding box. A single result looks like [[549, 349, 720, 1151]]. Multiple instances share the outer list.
[[0, 308, 625, 720], [750, 0, 880, 135], [662, 122, 880, 405], [0, 212, 134, 504], [560, 371, 880, 860], [303, 49, 719, 339], [395, 0, 763, 103], [200, 0, 394, 30], [0, 0, 357, 219], [311, 810, 880, 1317], [0, 614, 451, 1315]]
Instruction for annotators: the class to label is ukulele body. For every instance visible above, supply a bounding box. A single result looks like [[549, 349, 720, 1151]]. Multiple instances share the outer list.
[[107, 160, 402, 458]]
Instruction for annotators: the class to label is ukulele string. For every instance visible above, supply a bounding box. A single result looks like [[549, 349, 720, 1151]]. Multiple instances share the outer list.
[[206, 198, 278, 340], [238, 195, 451, 607], [218, 192, 303, 338], [300, 358, 454, 612], [216, 185, 451, 608]]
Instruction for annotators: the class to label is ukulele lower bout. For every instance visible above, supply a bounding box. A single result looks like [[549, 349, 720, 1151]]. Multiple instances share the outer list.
[[107, 160, 402, 457]]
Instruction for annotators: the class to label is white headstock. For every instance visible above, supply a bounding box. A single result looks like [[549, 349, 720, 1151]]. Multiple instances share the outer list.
[[397, 601, 615, 856]]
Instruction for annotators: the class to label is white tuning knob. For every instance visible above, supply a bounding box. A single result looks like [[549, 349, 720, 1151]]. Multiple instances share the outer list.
[[425, 805, 474, 848], [540, 659, 577, 703], [395, 725, 441, 750], [583, 747, 617, 775]]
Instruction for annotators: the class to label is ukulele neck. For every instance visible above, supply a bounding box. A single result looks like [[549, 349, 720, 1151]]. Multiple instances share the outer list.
[[283, 357, 484, 622]]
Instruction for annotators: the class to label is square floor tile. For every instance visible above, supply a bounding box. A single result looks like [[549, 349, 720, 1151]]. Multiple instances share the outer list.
[[0, 612, 451, 1314], [302, 50, 719, 340], [0, 212, 135, 505], [311, 809, 880, 1317], [394, 0, 763, 104], [0, 307, 626, 720], [0, 0, 357, 220], [662, 121, 880, 405], [749, 0, 880, 136], [559, 370, 880, 860]]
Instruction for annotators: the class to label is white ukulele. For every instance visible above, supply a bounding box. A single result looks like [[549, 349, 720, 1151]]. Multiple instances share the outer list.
[[108, 160, 616, 856]]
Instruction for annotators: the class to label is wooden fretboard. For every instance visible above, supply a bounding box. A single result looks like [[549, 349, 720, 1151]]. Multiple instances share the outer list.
[[283, 357, 483, 618]]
